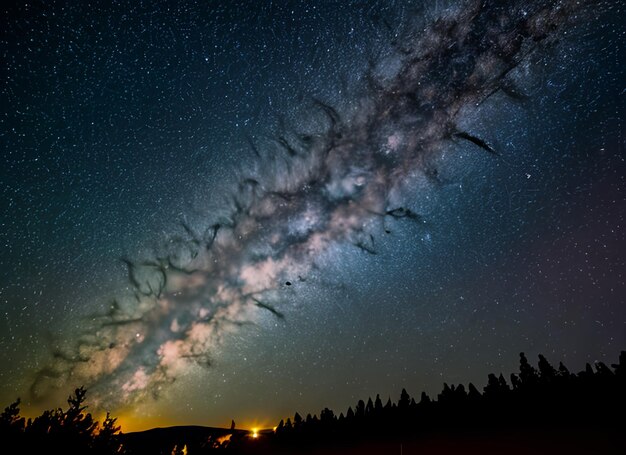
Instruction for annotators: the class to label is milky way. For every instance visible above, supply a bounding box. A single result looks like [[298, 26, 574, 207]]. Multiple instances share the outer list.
[[26, 0, 597, 408]]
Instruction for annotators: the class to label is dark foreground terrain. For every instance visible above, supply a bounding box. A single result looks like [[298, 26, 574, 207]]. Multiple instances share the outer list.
[[122, 426, 622, 454], [3, 351, 625, 454]]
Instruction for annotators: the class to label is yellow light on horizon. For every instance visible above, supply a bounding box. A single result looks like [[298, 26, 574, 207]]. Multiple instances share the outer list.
[[251, 428, 259, 439]]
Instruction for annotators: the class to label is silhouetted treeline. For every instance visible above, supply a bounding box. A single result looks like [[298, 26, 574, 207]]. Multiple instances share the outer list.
[[3, 351, 625, 454], [266, 351, 625, 452], [0, 386, 124, 454]]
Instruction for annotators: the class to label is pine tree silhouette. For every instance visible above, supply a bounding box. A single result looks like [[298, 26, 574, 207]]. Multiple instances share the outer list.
[[270, 350, 625, 454], [1, 387, 124, 454]]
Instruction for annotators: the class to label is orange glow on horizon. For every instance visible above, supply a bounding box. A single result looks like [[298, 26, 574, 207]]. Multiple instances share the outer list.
[[115, 413, 172, 433], [115, 412, 274, 433], [20, 399, 275, 434], [16, 405, 162, 434], [237, 417, 274, 432]]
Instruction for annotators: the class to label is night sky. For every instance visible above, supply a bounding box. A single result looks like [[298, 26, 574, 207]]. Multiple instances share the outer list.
[[1, 0, 624, 432]]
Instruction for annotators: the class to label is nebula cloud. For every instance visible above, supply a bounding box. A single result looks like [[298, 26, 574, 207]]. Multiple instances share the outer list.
[[31, 0, 588, 408]]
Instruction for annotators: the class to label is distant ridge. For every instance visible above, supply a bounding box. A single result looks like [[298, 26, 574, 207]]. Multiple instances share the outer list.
[[122, 425, 252, 453]]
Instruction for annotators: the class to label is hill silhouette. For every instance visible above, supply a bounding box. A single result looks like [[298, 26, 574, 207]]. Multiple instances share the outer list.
[[122, 426, 250, 453], [2, 350, 624, 454]]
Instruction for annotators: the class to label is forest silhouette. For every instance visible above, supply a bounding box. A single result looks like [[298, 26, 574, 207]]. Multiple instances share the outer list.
[[2, 351, 624, 454]]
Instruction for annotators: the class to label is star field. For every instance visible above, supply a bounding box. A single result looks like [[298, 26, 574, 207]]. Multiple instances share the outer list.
[[1, 0, 624, 430]]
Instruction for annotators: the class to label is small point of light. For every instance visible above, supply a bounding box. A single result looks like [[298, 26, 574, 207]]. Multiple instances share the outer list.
[[251, 428, 259, 438]]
